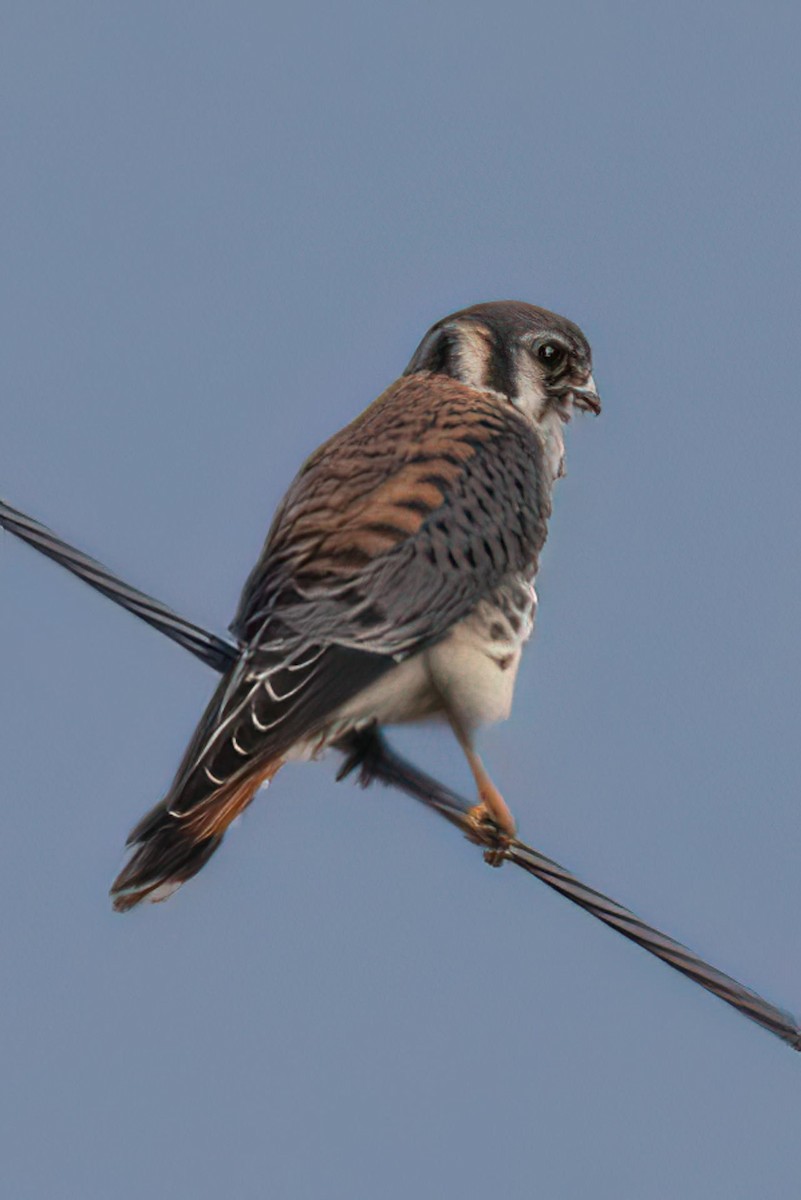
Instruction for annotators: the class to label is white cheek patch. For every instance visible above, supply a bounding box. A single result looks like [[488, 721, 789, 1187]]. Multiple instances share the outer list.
[[452, 323, 494, 391], [510, 350, 548, 422]]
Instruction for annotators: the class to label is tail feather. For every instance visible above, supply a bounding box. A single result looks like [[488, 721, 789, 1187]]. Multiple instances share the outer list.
[[110, 827, 224, 912], [110, 762, 282, 912]]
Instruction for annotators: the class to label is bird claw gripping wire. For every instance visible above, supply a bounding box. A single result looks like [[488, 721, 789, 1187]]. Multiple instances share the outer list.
[[337, 727, 510, 865]]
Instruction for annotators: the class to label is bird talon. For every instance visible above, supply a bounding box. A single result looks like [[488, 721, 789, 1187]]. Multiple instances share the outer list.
[[464, 804, 512, 867], [483, 841, 511, 868], [335, 751, 360, 783], [335, 726, 383, 788]]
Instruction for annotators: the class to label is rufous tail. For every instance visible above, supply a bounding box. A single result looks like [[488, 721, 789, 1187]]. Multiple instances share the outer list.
[[110, 762, 282, 912]]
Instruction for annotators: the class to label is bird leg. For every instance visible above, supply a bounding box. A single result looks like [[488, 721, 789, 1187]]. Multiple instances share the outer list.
[[459, 747, 516, 868], [441, 712, 516, 867], [336, 724, 515, 867]]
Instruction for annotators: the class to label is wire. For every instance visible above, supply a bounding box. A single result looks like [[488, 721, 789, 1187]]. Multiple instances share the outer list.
[[2, 495, 799, 1050]]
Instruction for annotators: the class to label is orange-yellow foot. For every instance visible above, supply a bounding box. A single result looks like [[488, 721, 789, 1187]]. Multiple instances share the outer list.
[[465, 801, 515, 867]]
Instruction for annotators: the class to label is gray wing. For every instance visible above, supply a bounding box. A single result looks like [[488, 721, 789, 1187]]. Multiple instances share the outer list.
[[233, 374, 551, 657], [114, 377, 554, 906], [169, 376, 552, 817]]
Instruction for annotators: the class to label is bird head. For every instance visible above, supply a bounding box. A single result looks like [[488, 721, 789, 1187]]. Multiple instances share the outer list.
[[404, 300, 600, 426]]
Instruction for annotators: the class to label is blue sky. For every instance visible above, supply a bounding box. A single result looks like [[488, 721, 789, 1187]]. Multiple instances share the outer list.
[[3, 4, 801, 1197]]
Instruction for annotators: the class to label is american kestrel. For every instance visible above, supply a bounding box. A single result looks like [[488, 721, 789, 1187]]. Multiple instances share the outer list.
[[111, 301, 600, 910]]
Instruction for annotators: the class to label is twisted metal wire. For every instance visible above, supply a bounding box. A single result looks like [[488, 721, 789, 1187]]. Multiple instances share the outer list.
[[2, 496, 799, 1050]]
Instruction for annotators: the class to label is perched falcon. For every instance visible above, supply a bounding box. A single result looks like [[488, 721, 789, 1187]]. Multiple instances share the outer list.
[[111, 301, 600, 910]]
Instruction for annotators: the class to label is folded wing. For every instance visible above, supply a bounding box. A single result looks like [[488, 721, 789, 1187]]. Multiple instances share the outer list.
[[112, 374, 551, 908]]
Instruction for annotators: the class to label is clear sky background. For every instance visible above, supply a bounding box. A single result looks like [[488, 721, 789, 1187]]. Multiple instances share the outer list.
[[3, 3, 801, 1197]]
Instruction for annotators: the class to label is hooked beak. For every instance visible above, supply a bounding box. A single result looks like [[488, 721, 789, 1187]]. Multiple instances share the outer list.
[[570, 374, 601, 415]]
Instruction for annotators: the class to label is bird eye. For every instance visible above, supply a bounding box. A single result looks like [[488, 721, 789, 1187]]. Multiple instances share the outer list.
[[537, 342, 566, 368]]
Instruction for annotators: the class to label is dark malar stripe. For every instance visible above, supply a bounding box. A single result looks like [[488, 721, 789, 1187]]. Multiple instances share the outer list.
[[485, 331, 515, 397]]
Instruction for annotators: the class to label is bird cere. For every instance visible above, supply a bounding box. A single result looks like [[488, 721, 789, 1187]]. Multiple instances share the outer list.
[[111, 301, 600, 910]]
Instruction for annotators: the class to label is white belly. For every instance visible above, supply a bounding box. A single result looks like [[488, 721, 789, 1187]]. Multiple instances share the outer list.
[[322, 574, 538, 742]]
